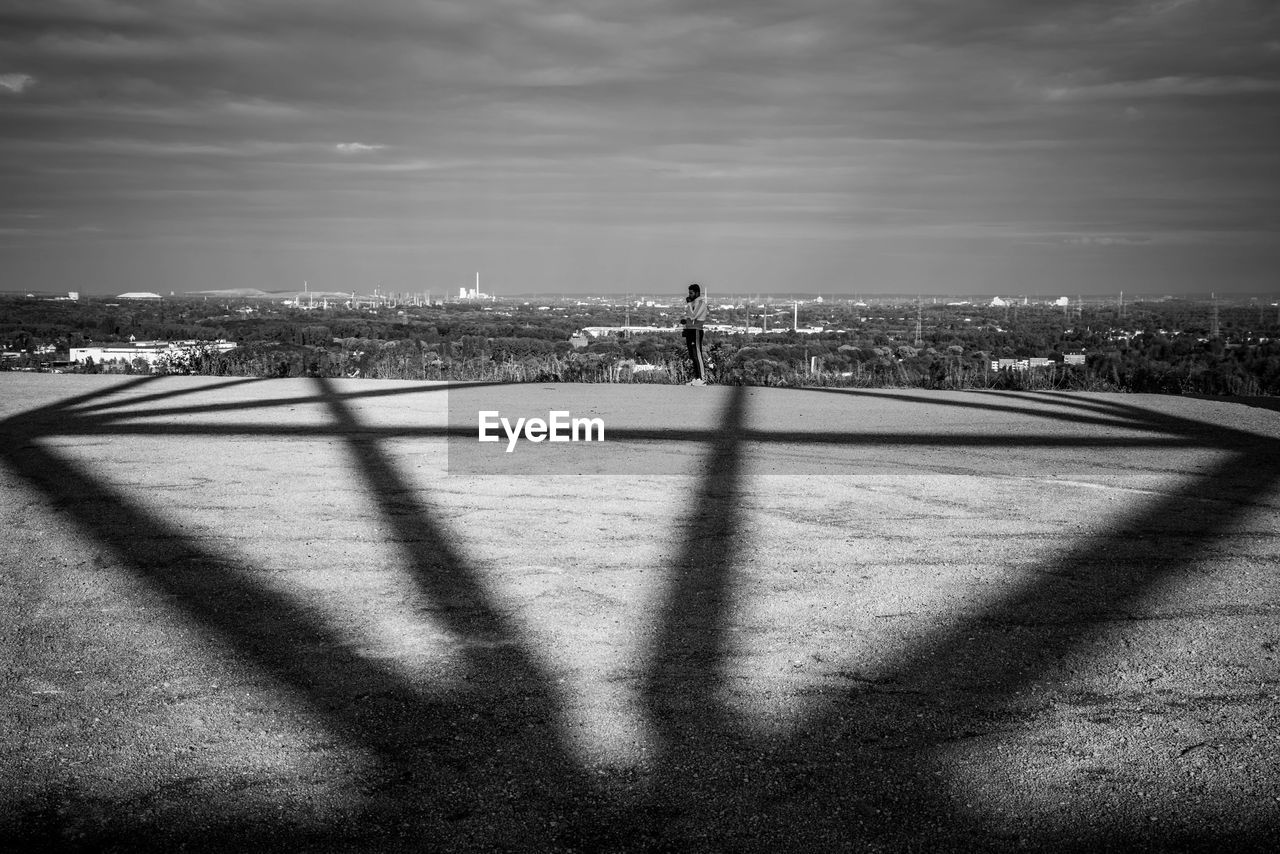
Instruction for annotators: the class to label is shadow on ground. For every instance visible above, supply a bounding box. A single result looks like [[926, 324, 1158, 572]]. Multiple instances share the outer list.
[[2, 378, 1278, 851]]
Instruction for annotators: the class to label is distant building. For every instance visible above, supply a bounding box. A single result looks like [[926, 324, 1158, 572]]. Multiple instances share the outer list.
[[578, 325, 665, 338], [990, 356, 1058, 371], [70, 340, 236, 366], [116, 291, 163, 300], [456, 273, 492, 301]]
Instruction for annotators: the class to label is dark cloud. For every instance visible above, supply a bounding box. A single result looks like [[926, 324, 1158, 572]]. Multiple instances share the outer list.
[[0, 0, 1277, 293]]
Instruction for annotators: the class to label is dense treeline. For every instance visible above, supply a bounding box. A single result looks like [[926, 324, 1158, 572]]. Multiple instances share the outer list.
[[3, 295, 1278, 395]]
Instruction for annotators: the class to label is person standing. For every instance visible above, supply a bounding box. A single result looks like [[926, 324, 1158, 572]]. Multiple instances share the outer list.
[[681, 283, 709, 386]]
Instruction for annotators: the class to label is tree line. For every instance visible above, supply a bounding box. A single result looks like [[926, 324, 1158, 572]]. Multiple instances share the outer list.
[[4, 295, 1278, 396]]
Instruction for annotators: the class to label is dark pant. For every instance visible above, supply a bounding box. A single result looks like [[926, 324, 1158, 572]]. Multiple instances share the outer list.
[[683, 327, 705, 379]]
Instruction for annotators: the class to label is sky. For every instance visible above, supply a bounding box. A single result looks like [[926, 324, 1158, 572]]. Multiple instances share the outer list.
[[1, 0, 1278, 298]]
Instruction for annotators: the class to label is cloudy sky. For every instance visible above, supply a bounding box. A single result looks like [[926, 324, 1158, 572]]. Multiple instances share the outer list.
[[1, 0, 1277, 297]]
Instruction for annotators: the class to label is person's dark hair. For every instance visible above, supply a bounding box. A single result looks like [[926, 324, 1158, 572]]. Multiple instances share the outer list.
[[686, 282, 701, 301]]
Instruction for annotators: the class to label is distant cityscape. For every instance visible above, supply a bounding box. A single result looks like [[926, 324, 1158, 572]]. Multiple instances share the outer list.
[[3, 280, 1279, 310], [3, 286, 1277, 395]]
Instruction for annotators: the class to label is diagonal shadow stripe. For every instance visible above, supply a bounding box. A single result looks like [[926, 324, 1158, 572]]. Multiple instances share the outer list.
[[645, 385, 749, 721], [3, 377, 1276, 851], [0, 435, 420, 730], [635, 385, 751, 842], [312, 376, 579, 694], [800, 387, 1233, 439], [17, 380, 1242, 459], [721, 443, 1280, 850], [31, 418, 1213, 453], [863, 448, 1277, 699], [311, 377, 606, 847], [315, 377, 547, 646], [982, 390, 1276, 455], [68, 376, 266, 414], [65, 378, 500, 421], [1, 384, 597, 850], [10, 381, 1246, 448], [7, 374, 162, 425]]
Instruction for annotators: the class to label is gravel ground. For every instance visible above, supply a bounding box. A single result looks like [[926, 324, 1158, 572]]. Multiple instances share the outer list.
[[2, 374, 1278, 852]]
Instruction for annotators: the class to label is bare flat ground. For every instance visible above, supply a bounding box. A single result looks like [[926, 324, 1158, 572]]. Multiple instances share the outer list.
[[1, 374, 1278, 852]]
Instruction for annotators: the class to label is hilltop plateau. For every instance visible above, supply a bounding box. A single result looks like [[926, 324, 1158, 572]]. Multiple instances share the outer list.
[[2, 375, 1278, 851]]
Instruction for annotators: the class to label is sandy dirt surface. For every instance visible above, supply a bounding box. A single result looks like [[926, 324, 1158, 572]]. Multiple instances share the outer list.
[[1, 374, 1278, 852]]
